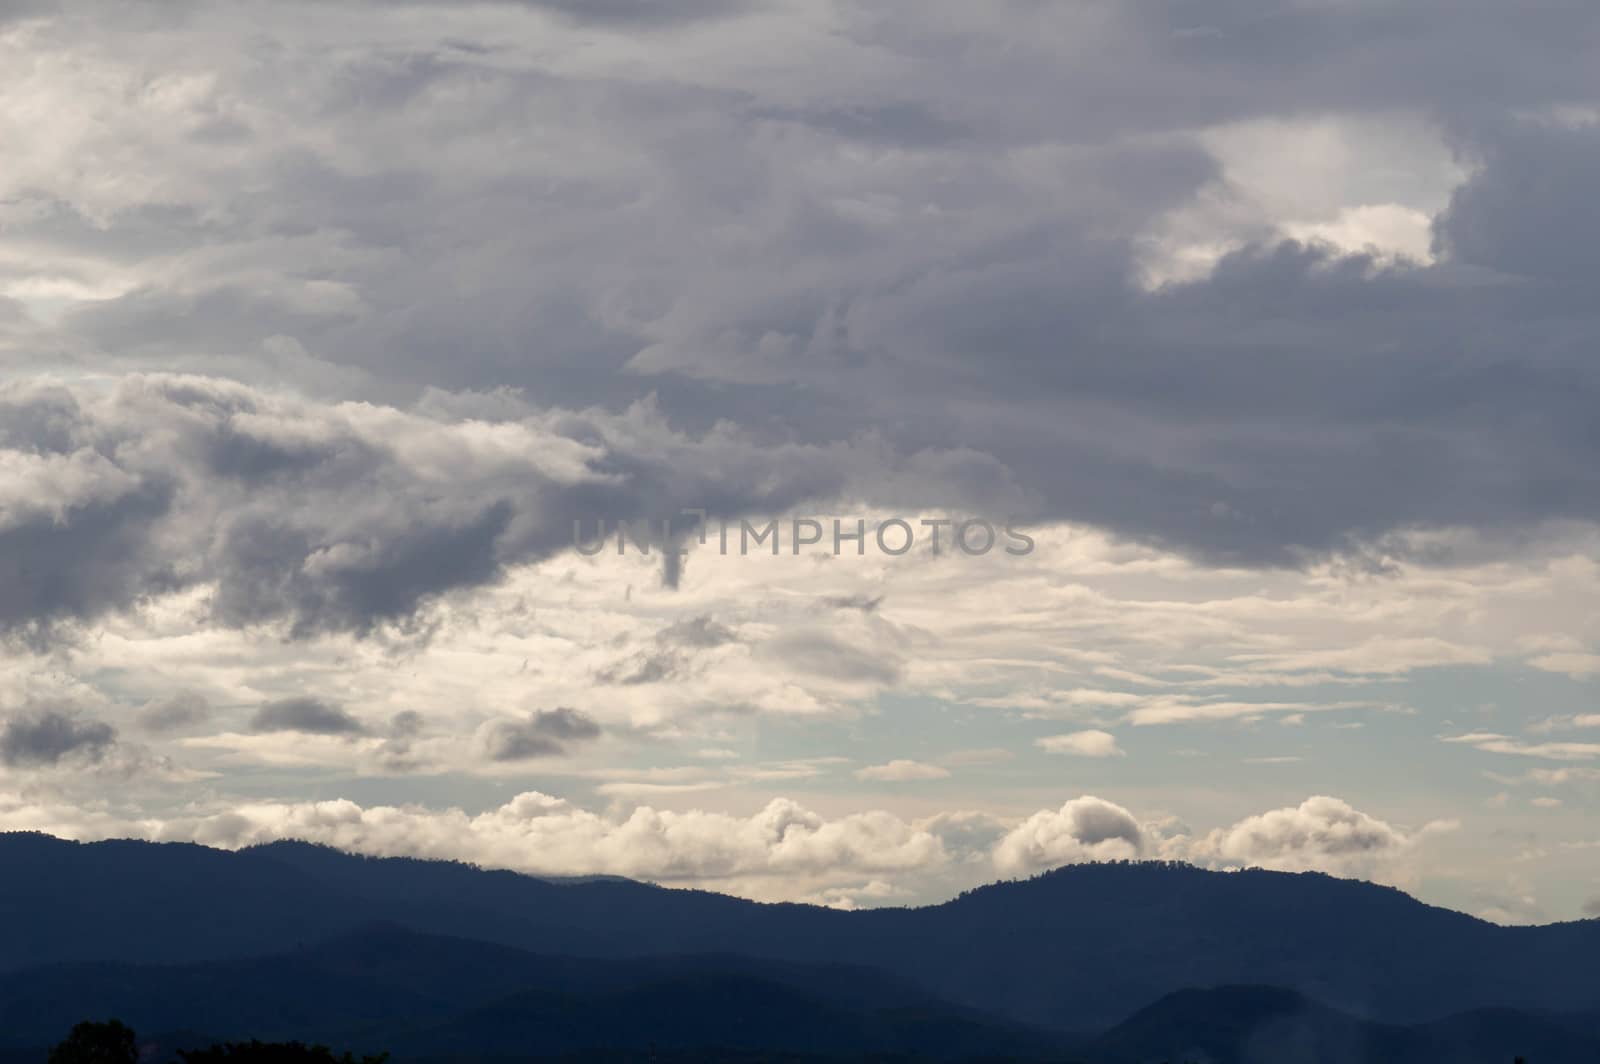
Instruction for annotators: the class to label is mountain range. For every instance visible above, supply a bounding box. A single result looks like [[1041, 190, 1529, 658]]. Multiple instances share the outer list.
[[1, 831, 1596, 1062]]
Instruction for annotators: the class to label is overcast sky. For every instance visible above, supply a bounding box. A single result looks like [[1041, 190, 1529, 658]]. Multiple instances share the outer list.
[[3, 0, 1599, 922]]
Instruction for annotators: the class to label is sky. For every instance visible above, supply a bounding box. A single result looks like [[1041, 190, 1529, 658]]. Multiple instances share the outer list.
[[2, 0, 1599, 923]]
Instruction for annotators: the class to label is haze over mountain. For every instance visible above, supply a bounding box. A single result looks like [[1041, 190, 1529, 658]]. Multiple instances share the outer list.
[[1090, 986, 1600, 1064]]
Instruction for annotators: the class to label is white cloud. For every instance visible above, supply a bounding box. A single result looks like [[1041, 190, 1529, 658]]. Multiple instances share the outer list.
[[992, 796, 1144, 875], [854, 759, 951, 782], [1035, 729, 1124, 758], [1178, 796, 1442, 879], [179, 793, 953, 903], [0, 784, 1503, 910], [1527, 652, 1600, 679], [1443, 733, 1600, 762]]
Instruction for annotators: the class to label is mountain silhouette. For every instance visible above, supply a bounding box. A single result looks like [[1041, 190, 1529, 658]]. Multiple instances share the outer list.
[[3, 831, 1598, 1039], [0, 924, 1071, 1060], [4, 927, 1597, 1063]]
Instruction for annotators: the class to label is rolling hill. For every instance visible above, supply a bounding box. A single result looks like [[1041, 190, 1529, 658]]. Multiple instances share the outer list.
[[0, 924, 1071, 1060], [2, 831, 1597, 1040]]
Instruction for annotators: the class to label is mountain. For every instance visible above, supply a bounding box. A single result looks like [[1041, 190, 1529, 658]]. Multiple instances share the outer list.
[[1089, 985, 1600, 1064], [3, 831, 1598, 1034], [0, 925, 1072, 1061], [4, 929, 1596, 1063]]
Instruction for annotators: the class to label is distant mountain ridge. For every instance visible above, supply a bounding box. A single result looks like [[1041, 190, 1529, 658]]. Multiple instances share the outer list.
[[2, 831, 1597, 1039], [0, 924, 1068, 1061], [1, 924, 1597, 1064]]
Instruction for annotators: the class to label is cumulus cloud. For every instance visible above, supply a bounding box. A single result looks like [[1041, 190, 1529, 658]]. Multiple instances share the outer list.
[[182, 792, 948, 901], [1181, 796, 1427, 877], [0, 786, 1489, 906], [992, 797, 1145, 875], [1035, 730, 1124, 758], [916, 810, 1011, 865]]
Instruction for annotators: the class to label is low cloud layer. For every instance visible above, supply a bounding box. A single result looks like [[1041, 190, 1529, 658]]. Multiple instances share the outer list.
[[0, 787, 1452, 908]]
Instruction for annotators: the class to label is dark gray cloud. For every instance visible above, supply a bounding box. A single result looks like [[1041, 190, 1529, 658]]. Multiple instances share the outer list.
[[135, 691, 212, 733], [481, 707, 602, 761], [1070, 802, 1145, 849], [249, 697, 367, 736], [0, 398, 181, 643], [0, 710, 117, 767], [0, 485, 175, 632], [1584, 897, 1600, 919], [2, 0, 1600, 640], [0, 376, 852, 641], [208, 499, 515, 638], [1432, 118, 1600, 280]]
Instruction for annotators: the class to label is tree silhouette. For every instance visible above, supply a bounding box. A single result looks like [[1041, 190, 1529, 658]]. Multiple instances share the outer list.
[[177, 1040, 388, 1064], [47, 1020, 138, 1064]]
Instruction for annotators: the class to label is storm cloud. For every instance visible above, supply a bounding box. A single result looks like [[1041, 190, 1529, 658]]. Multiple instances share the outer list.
[[0, 376, 856, 640], [1, 0, 1598, 916], [3, 3, 1600, 595]]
